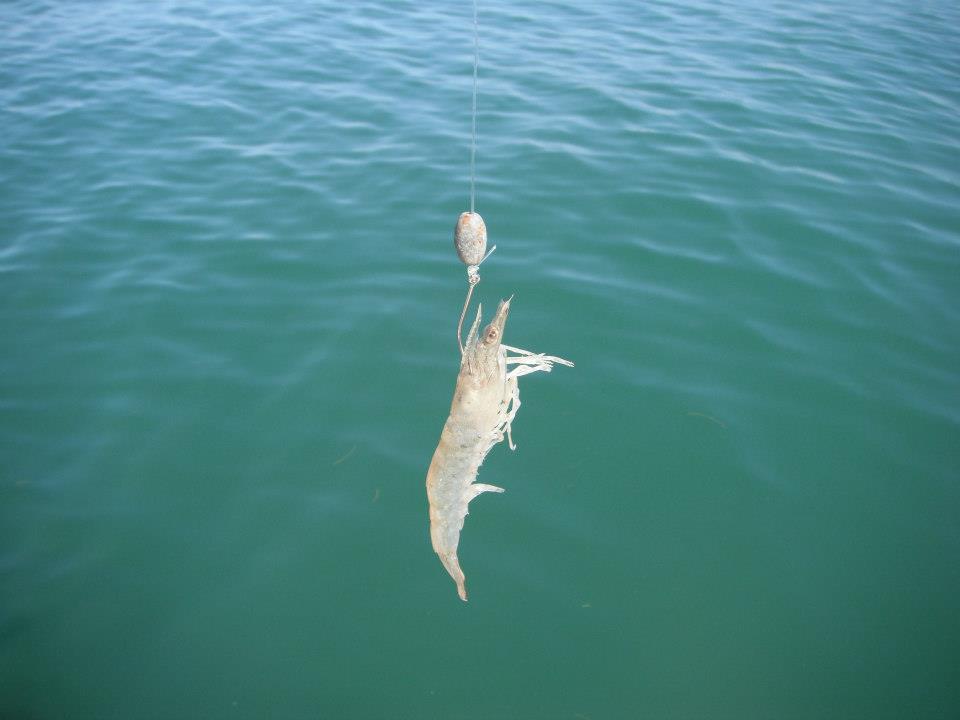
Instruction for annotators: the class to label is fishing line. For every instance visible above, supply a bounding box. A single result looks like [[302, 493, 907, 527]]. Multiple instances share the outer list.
[[453, 0, 495, 354], [470, 0, 478, 214]]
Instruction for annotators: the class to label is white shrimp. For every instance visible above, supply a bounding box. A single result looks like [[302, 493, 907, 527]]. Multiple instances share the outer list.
[[425, 297, 573, 600]]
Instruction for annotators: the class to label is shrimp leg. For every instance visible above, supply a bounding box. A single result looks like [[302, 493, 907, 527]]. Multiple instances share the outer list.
[[506, 355, 574, 378]]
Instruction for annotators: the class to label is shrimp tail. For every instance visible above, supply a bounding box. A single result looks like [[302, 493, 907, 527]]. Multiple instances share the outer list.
[[439, 551, 468, 601]]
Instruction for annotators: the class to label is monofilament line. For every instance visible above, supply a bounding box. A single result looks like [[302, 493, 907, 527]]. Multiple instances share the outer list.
[[470, 0, 479, 214]]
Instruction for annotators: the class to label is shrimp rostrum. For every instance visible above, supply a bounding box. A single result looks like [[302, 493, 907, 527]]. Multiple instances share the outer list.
[[426, 297, 573, 600]]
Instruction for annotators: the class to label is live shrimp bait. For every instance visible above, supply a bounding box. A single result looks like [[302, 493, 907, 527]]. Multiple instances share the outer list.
[[426, 0, 572, 600], [426, 299, 572, 600]]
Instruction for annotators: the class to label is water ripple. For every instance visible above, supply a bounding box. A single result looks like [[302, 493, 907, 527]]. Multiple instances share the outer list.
[[3, 1, 960, 716]]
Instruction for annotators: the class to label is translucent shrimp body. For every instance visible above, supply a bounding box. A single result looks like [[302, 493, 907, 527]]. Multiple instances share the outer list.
[[426, 298, 573, 600]]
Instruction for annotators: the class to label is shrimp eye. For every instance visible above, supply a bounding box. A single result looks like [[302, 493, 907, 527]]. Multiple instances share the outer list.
[[483, 324, 499, 344]]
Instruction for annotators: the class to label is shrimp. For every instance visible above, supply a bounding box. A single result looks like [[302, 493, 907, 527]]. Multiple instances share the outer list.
[[426, 297, 573, 600]]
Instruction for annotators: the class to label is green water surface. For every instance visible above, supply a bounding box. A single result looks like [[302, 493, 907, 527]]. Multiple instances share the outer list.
[[2, 1, 959, 718]]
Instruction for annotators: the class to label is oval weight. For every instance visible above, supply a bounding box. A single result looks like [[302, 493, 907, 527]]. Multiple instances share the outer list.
[[454, 212, 487, 266]]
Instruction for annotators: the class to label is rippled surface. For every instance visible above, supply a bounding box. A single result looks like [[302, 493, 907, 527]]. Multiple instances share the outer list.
[[2, 1, 959, 717]]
